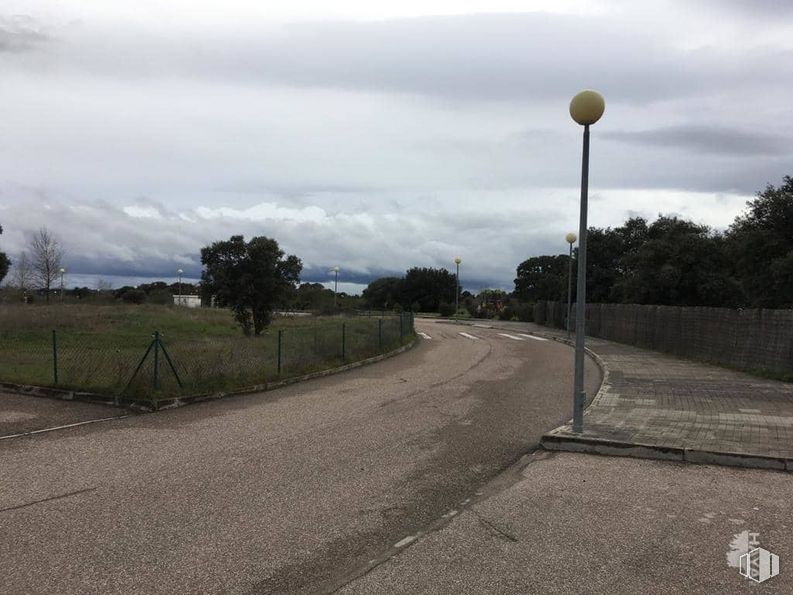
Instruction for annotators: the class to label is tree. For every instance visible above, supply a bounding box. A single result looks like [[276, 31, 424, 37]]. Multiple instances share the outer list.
[[401, 267, 456, 312], [10, 251, 34, 292], [201, 235, 302, 335], [613, 216, 742, 306], [0, 225, 9, 286], [30, 227, 64, 302], [362, 277, 405, 310], [290, 283, 331, 310], [726, 176, 793, 307], [584, 218, 648, 303], [514, 255, 570, 302], [513, 212, 747, 309]]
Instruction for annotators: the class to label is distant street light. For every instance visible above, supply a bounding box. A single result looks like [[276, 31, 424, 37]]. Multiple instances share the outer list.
[[454, 257, 462, 321], [177, 269, 183, 306], [565, 232, 577, 339], [330, 266, 340, 309], [59, 267, 65, 303], [569, 89, 605, 433]]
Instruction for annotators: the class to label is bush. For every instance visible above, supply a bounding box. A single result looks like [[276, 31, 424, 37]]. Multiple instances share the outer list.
[[438, 302, 455, 317], [498, 306, 514, 321], [121, 289, 147, 304], [515, 303, 534, 322], [148, 289, 174, 305]]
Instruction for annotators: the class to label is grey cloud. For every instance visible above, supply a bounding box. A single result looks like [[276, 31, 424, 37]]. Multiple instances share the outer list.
[[20, 13, 793, 104], [701, 0, 793, 19], [602, 126, 790, 157], [1, 190, 586, 293], [199, 15, 791, 103], [0, 15, 49, 52]]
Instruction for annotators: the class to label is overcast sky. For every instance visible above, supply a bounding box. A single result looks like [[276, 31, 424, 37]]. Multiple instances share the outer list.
[[1, 1, 791, 293]]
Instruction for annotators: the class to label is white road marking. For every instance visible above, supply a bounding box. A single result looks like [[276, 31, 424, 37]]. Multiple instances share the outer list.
[[394, 535, 417, 548], [518, 333, 548, 342], [418, 332, 432, 340], [458, 332, 479, 340], [0, 415, 129, 441], [473, 324, 492, 328], [497, 333, 525, 341]]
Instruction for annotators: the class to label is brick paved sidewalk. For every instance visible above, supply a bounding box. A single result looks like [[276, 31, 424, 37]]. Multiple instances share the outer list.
[[538, 329, 793, 470], [460, 320, 793, 471]]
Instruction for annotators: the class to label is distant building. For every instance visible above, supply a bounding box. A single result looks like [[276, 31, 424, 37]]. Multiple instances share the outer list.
[[174, 294, 201, 308]]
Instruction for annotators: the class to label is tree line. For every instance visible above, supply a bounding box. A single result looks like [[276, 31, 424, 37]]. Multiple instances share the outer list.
[[0, 226, 65, 302], [514, 176, 793, 309], [2, 176, 790, 334]]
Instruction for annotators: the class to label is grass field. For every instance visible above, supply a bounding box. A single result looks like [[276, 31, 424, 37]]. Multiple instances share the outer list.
[[0, 304, 413, 400]]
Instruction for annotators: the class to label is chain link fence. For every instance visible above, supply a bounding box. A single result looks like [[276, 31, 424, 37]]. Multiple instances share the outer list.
[[534, 300, 793, 376], [0, 313, 415, 401]]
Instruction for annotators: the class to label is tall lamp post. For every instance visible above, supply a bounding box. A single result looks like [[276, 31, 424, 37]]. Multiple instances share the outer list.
[[565, 232, 577, 339], [330, 266, 340, 309], [454, 257, 461, 320], [59, 268, 66, 303], [177, 269, 183, 306], [569, 89, 605, 434]]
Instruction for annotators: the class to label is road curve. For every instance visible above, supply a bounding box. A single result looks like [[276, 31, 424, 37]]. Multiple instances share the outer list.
[[0, 320, 600, 594]]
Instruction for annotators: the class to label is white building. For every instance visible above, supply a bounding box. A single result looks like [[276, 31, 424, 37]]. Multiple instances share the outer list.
[[174, 295, 201, 308]]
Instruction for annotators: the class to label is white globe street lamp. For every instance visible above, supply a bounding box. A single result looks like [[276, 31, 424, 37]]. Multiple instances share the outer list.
[[454, 257, 462, 321], [177, 269, 183, 306], [330, 266, 340, 309], [569, 89, 605, 433], [565, 232, 577, 339]]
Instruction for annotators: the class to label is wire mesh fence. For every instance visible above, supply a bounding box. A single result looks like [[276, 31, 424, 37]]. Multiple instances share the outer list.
[[534, 300, 793, 376], [0, 313, 415, 401]]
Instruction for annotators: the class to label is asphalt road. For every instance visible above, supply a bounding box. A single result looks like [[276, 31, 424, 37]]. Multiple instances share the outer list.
[[0, 320, 600, 594]]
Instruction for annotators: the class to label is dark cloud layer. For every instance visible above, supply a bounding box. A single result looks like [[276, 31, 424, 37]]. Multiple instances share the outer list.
[[603, 126, 790, 157]]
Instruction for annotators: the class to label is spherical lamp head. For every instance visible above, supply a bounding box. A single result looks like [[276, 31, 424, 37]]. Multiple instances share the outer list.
[[565, 232, 577, 245], [454, 257, 461, 265], [569, 90, 605, 126]]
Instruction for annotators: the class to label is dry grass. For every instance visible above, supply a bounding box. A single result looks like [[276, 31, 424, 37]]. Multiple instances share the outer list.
[[0, 304, 410, 399]]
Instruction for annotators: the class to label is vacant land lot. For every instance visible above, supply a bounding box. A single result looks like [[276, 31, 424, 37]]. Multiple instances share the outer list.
[[0, 304, 410, 399]]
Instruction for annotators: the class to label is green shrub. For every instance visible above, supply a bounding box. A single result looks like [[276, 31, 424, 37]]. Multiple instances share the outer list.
[[438, 302, 455, 317], [121, 289, 147, 304], [516, 303, 534, 322]]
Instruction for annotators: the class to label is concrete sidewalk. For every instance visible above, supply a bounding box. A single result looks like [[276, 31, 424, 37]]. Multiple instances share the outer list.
[[465, 320, 793, 471], [340, 451, 793, 594]]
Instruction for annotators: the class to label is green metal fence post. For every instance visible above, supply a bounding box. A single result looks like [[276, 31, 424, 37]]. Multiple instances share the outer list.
[[400, 313, 404, 342], [153, 330, 160, 390], [52, 329, 59, 385], [342, 323, 346, 362], [378, 318, 383, 351], [277, 329, 284, 375]]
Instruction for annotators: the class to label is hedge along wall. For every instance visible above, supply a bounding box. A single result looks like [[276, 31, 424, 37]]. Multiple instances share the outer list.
[[538, 301, 793, 375]]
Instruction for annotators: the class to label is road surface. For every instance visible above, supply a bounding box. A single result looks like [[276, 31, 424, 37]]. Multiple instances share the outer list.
[[0, 320, 600, 594]]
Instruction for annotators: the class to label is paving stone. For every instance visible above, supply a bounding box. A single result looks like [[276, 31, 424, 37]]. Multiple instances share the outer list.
[[493, 322, 793, 469]]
